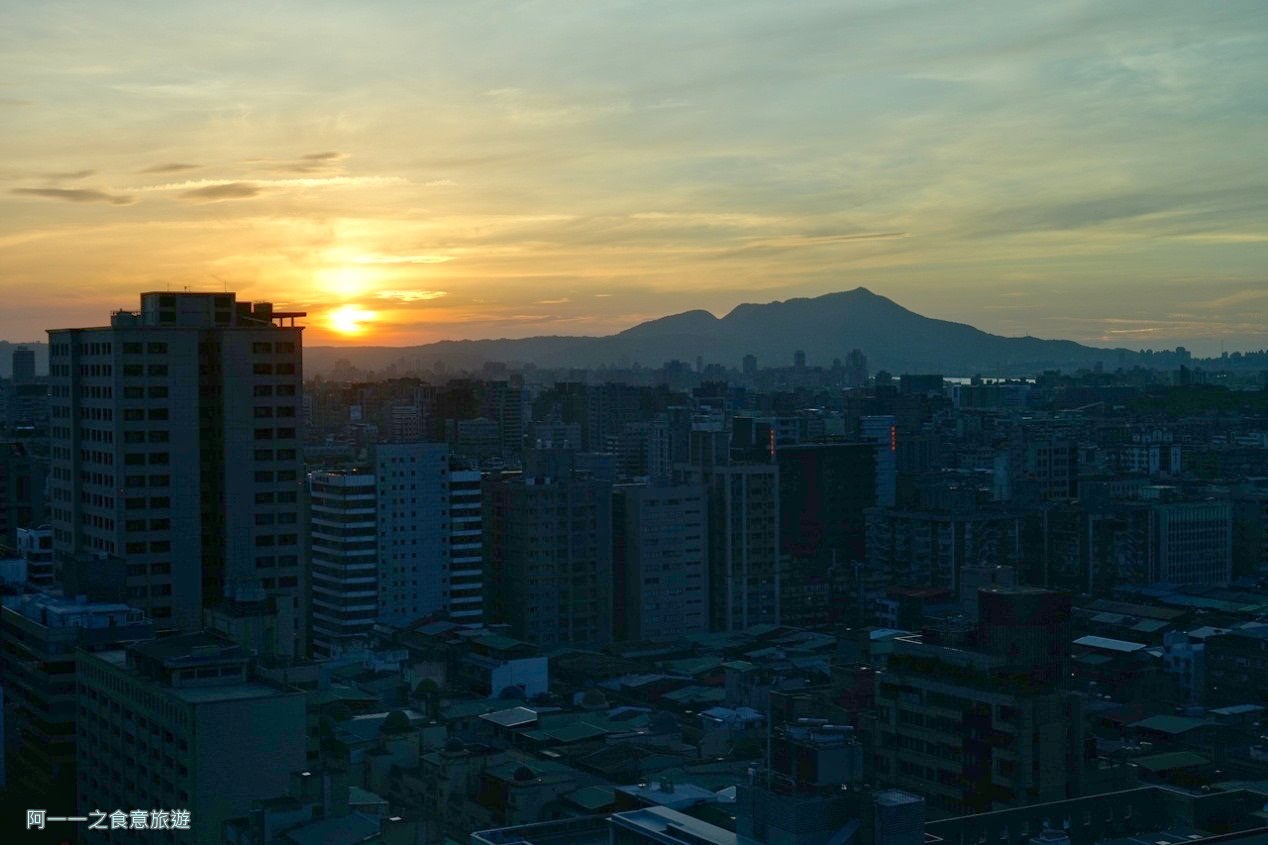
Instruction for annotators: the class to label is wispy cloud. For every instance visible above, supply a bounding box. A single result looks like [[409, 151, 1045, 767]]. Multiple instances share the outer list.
[[354, 254, 452, 265], [178, 182, 262, 202], [272, 151, 347, 174], [138, 162, 201, 174], [134, 176, 405, 193], [374, 289, 448, 302], [12, 187, 135, 205], [41, 169, 94, 180]]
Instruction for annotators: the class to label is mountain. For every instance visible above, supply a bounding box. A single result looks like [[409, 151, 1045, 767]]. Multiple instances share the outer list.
[[304, 287, 1137, 377]]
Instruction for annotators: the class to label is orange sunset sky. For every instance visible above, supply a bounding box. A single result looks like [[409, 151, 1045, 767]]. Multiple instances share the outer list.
[[2, 1, 1266, 353]]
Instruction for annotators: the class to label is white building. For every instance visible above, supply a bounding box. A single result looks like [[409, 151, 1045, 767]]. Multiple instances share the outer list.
[[374, 443, 483, 627], [308, 470, 378, 657]]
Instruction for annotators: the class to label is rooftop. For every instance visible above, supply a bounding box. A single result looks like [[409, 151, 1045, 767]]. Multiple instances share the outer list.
[[1075, 635, 1149, 654], [609, 806, 737, 845]]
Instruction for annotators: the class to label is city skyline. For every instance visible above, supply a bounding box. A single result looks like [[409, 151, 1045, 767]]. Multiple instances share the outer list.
[[3, 1, 1267, 353]]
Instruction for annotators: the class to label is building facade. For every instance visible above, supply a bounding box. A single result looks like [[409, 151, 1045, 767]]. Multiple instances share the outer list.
[[47, 292, 306, 650]]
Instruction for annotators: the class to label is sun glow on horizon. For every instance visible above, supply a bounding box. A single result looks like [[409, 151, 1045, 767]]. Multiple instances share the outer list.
[[326, 304, 377, 337]]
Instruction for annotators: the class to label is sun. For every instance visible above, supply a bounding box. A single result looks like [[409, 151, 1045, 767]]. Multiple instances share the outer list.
[[327, 305, 376, 337]]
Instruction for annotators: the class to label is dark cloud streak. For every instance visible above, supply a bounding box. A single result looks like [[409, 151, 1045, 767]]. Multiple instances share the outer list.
[[178, 182, 262, 202], [139, 162, 201, 174], [12, 187, 135, 205]]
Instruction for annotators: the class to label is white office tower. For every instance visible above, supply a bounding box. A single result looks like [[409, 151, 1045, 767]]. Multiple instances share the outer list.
[[47, 292, 307, 651], [448, 466, 484, 624], [308, 470, 378, 656], [374, 443, 483, 627], [862, 415, 898, 507]]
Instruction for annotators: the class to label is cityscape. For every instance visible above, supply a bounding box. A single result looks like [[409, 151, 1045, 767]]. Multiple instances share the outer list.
[[2, 2, 1268, 845], [0, 288, 1266, 844]]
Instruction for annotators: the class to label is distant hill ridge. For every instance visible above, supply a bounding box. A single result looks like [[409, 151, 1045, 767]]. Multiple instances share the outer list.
[[303, 287, 1141, 376], [1, 288, 1144, 378]]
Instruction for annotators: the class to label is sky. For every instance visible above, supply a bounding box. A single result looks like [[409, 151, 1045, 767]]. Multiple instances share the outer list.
[[2, 0, 1266, 353]]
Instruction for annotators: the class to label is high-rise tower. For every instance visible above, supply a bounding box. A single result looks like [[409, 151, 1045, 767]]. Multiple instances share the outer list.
[[47, 292, 307, 651]]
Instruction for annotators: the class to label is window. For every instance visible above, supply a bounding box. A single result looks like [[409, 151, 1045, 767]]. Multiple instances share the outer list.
[[253, 363, 273, 375], [147, 365, 167, 376], [253, 385, 273, 397], [252, 342, 272, 353]]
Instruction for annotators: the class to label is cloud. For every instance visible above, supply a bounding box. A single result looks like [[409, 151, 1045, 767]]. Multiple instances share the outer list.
[[135, 176, 404, 193], [374, 289, 448, 302], [139, 162, 201, 174], [12, 187, 135, 205], [271, 152, 348, 174], [178, 182, 262, 202], [355, 254, 452, 265], [42, 169, 95, 180]]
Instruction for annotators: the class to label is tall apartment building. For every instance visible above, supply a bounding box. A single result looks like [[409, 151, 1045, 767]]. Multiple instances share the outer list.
[[482, 379, 525, 458], [0, 593, 152, 808], [0, 439, 46, 547], [865, 506, 1022, 592], [12, 346, 36, 383], [484, 454, 613, 647], [777, 441, 876, 564], [308, 469, 377, 656], [376, 443, 469, 626], [676, 429, 780, 632], [76, 632, 306, 845], [46, 292, 306, 651], [1145, 498, 1232, 586], [448, 464, 484, 624], [871, 634, 1084, 816], [861, 416, 898, 507], [613, 481, 708, 641]]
